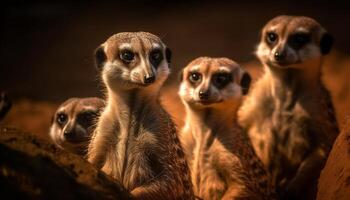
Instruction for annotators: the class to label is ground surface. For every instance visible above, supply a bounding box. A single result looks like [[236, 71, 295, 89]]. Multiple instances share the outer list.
[[0, 127, 130, 199]]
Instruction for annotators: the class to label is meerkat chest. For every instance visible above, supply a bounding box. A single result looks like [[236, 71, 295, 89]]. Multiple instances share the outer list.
[[105, 114, 162, 190], [190, 135, 237, 199], [251, 96, 311, 167]]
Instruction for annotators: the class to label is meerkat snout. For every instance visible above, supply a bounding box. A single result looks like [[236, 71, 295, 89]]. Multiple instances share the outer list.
[[143, 74, 155, 84], [94, 32, 172, 90], [49, 97, 105, 156], [59, 114, 86, 143], [257, 15, 333, 68], [179, 57, 251, 107]]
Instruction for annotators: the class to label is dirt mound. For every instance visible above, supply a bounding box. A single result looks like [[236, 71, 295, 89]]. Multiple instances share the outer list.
[[0, 127, 130, 199], [0, 99, 58, 140], [317, 115, 350, 200]]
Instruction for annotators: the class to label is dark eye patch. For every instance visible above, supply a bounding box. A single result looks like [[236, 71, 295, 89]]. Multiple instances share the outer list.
[[77, 110, 99, 129], [212, 72, 232, 89], [119, 48, 135, 63], [149, 48, 163, 69], [288, 33, 311, 50]]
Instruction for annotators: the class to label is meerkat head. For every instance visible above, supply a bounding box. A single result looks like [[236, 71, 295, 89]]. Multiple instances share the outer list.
[[178, 57, 251, 109], [94, 32, 172, 92], [256, 15, 333, 69], [49, 97, 105, 154]]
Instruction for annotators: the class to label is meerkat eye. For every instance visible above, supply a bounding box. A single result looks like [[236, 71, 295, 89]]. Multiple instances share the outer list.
[[289, 33, 311, 49], [120, 50, 135, 62], [149, 49, 163, 68], [266, 32, 278, 43], [57, 113, 68, 126], [213, 73, 232, 89], [189, 72, 202, 84]]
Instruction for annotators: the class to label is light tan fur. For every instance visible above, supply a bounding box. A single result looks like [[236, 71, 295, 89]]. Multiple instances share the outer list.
[[87, 32, 194, 200], [238, 16, 339, 199], [179, 57, 275, 200], [49, 97, 104, 156]]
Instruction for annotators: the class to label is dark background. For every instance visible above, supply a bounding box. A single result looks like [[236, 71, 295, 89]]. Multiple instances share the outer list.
[[1, 0, 350, 102]]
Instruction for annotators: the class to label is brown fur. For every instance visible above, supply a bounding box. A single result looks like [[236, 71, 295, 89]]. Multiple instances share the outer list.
[[238, 16, 339, 199], [49, 97, 104, 156], [88, 32, 194, 199], [179, 57, 275, 199]]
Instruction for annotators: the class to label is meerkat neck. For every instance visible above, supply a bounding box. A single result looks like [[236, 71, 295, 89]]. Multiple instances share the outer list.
[[265, 59, 323, 93], [183, 102, 239, 139], [106, 87, 159, 126]]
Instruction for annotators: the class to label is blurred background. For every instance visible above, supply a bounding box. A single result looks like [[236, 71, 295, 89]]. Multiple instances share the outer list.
[[1, 0, 350, 138]]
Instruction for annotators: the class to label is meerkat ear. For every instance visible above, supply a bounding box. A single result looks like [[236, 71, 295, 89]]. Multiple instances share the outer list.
[[320, 32, 333, 55], [165, 47, 172, 64], [239, 69, 251, 95], [94, 45, 107, 70]]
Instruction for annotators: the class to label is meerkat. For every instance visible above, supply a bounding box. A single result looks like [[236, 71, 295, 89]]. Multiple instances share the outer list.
[[49, 97, 105, 156], [238, 15, 339, 199], [179, 57, 275, 200], [87, 32, 194, 200]]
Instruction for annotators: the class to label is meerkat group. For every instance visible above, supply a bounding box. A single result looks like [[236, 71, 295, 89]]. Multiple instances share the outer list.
[[49, 15, 339, 200]]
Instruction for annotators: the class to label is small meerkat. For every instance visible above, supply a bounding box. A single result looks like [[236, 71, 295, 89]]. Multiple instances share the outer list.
[[238, 15, 339, 199], [49, 97, 105, 156], [179, 57, 275, 200], [88, 32, 194, 199]]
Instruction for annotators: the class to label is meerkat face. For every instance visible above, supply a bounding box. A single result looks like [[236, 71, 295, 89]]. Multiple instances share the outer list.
[[94, 32, 172, 91], [256, 15, 333, 69], [178, 57, 251, 108], [49, 98, 105, 151]]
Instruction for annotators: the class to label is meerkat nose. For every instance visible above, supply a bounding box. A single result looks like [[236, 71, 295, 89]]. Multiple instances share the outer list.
[[199, 90, 210, 100], [144, 75, 156, 84], [274, 51, 286, 61], [64, 130, 74, 138]]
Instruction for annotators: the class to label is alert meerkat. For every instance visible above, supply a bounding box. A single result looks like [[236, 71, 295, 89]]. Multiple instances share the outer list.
[[238, 15, 339, 199], [179, 57, 275, 200], [49, 97, 105, 156], [88, 32, 194, 199]]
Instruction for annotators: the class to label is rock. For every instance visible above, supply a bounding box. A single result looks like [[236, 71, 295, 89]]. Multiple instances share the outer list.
[[0, 127, 131, 200], [317, 115, 350, 200]]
